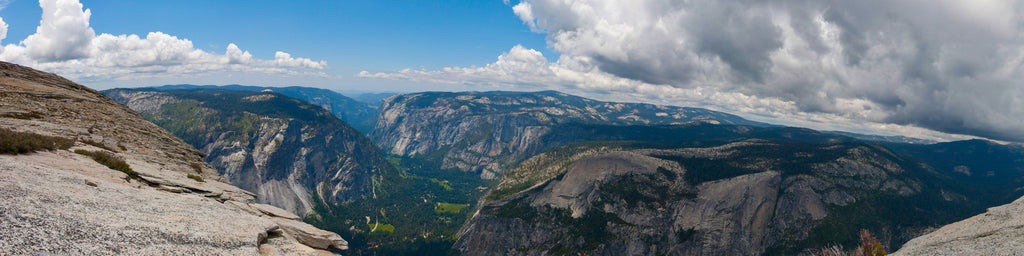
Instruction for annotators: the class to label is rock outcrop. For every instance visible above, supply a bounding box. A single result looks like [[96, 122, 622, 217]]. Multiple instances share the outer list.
[[104, 88, 391, 216], [274, 218, 349, 250], [373, 91, 761, 178], [892, 195, 1024, 255], [0, 61, 346, 254], [252, 203, 303, 220]]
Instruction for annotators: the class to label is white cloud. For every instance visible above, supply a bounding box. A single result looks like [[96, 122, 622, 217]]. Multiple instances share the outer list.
[[23, 0, 94, 61], [364, 0, 1024, 142], [226, 43, 252, 64], [0, 17, 6, 41], [0, 0, 326, 82], [512, 2, 537, 32], [512, 0, 1024, 142], [359, 45, 641, 90], [359, 43, 988, 143], [0, 17, 7, 53], [273, 51, 327, 69]]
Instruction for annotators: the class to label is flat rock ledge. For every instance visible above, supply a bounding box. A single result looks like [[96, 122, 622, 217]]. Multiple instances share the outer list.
[[252, 203, 302, 220], [274, 218, 350, 250]]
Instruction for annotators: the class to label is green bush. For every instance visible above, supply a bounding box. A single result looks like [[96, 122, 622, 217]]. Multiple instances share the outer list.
[[856, 230, 887, 256], [189, 162, 203, 174], [0, 128, 73, 154], [187, 174, 205, 182], [368, 223, 395, 233], [74, 149, 139, 179], [81, 139, 117, 152], [434, 203, 469, 214]]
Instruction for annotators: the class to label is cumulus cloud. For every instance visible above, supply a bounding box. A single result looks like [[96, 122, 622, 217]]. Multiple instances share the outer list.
[[226, 43, 253, 64], [0, 1, 8, 54], [359, 45, 641, 90], [0, 17, 6, 41], [0, 0, 326, 82], [23, 0, 94, 61], [361, 44, 980, 142], [0, 17, 6, 51], [273, 51, 327, 69], [515, 0, 1024, 142], [367, 0, 1024, 142]]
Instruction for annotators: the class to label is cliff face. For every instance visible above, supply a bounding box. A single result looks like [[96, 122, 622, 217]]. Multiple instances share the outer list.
[[373, 91, 760, 178], [0, 61, 347, 254], [104, 88, 390, 216], [454, 125, 1024, 255]]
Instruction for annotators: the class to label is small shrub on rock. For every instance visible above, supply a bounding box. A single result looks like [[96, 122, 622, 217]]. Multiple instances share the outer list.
[[81, 139, 117, 152], [74, 149, 139, 179], [0, 127, 73, 154], [187, 174, 205, 182], [855, 229, 886, 256], [190, 162, 203, 173]]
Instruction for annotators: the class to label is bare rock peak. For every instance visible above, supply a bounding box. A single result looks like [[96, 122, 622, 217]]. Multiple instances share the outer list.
[[0, 62, 347, 254]]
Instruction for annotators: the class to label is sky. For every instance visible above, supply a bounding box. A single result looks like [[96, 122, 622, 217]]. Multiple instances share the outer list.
[[1, 0, 1023, 143]]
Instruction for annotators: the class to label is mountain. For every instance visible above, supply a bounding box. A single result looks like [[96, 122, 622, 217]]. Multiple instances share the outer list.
[[453, 124, 1024, 255], [105, 87, 486, 254], [373, 90, 764, 179], [886, 139, 1024, 204], [826, 130, 938, 144], [0, 61, 348, 254], [104, 88, 392, 216], [77, 82, 1024, 255], [150, 84, 377, 133]]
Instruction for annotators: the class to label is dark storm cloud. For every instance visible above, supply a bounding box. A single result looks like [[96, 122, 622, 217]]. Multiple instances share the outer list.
[[513, 0, 1024, 141]]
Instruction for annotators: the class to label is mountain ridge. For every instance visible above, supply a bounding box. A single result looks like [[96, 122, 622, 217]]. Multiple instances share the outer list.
[[104, 87, 392, 216], [454, 124, 1024, 255], [143, 84, 378, 133], [373, 90, 765, 178]]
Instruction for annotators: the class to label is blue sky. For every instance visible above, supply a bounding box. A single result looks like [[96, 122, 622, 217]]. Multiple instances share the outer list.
[[0, 0, 552, 91], [1, 0, 1022, 143]]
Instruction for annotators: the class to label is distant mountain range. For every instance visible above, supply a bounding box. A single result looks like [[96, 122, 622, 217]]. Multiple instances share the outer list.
[[93, 83, 1024, 255], [373, 90, 765, 179], [826, 130, 938, 144], [149, 84, 378, 133]]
